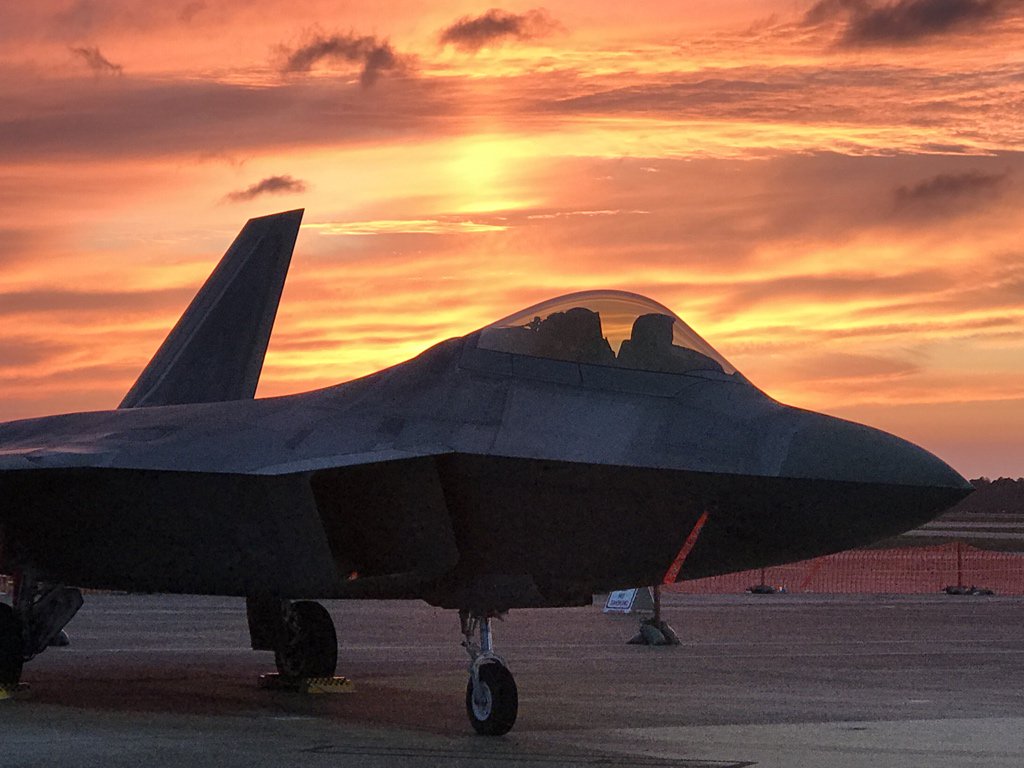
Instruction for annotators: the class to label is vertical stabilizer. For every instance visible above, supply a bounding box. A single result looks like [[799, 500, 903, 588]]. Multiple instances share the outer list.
[[119, 209, 303, 408]]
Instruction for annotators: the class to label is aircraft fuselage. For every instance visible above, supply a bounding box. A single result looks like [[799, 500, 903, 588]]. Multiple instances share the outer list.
[[0, 332, 971, 611]]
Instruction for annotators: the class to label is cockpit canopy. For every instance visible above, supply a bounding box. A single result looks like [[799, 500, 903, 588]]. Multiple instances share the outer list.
[[478, 290, 735, 376]]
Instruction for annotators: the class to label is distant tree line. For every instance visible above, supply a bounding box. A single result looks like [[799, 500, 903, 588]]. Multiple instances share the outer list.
[[952, 477, 1024, 514]]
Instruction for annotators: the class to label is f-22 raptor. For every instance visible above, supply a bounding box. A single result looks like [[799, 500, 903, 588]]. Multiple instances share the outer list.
[[0, 210, 971, 734]]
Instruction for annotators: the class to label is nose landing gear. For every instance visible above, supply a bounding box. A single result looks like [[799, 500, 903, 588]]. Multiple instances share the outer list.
[[460, 609, 518, 736]]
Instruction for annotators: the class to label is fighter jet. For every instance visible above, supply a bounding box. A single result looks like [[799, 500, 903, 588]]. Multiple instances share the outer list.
[[0, 210, 972, 734]]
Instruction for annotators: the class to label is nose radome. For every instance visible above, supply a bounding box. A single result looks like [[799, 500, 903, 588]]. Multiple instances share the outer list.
[[780, 410, 972, 492]]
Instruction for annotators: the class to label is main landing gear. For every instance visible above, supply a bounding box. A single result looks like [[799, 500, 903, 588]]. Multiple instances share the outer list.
[[0, 603, 22, 686], [246, 597, 338, 679], [0, 571, 82, 688], [460, 609, 518, 736], [275, 600, 338, 678]]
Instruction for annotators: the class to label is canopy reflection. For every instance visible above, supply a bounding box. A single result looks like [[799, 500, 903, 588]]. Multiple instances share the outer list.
[[478, 290, 735, 375]]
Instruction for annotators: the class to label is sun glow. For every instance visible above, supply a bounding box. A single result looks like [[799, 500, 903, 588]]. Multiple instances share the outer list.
[[0, 1, 1022, 476], [444, 136, 544, 213]]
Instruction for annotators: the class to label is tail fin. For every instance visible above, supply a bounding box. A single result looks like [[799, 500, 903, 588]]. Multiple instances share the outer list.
[[119, 209, 303, 408]]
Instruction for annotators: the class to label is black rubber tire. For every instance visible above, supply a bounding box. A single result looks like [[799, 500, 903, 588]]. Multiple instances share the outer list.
[[465, 662, 518, 736], [0, 603, 24, 686], [273, 600, 338, 679]]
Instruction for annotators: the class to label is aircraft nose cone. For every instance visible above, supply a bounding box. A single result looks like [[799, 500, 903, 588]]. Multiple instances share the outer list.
[[774, 411, 972, 550], [781, 411, 972, 493]]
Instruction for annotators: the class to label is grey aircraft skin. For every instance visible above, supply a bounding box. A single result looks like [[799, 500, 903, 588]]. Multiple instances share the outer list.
[[0, 209, 972, 734]]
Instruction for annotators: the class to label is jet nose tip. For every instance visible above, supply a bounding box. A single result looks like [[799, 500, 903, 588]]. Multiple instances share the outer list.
[[754, 409, 972, 559], [782, 411, 972, 494]]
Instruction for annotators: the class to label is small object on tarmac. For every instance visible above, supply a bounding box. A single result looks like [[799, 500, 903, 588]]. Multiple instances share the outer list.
[[0, 683, 30, 701], [659, 621, 680, 644], [258, 673, 355, 694], [627, 617, 681, 646], [943, 585, 995, 596]]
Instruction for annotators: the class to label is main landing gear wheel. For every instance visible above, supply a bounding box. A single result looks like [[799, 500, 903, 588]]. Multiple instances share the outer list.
[[274, 600, 338, 679], [0, 603, 23, 686], [460, 609, 518, 736], [466, 661, 518, 736]]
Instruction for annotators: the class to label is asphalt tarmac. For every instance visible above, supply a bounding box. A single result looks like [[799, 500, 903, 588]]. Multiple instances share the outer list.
[[3, 592, 1024, 767]]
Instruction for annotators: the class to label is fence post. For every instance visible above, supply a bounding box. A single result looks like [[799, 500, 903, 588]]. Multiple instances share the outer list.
[[957, 541, 964, 589]]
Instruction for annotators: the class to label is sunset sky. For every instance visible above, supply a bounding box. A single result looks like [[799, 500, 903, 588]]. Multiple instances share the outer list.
[[1, 1, 1022, 478]]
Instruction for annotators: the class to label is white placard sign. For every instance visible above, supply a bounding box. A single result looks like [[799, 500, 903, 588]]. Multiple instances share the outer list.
[[604, 589, 639, 613], [603, 587, 656, 613]]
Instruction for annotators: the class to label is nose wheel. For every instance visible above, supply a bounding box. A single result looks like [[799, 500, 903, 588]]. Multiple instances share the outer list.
[[460, 610, 518, 736]]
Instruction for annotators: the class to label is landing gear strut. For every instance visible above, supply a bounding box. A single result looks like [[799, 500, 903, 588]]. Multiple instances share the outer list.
[[460, 609, 518, 736], [0, 570, 83, 687]]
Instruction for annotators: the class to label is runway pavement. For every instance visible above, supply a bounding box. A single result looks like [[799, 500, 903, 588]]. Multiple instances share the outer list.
[[2, 592, 1024, 767], [882, 510, 1024, 551]]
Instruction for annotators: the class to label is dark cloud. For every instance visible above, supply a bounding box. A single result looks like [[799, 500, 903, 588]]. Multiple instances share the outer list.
[[847, 0, 1009, 44], [804, 0, 1014, 45], [804, 0, 870, 26], [70, 45, 123, 75], [439, 8, 560, 51], [225, 174, 307, 203], [894, 170, 1008, 213], [280, 33, 404, 87]]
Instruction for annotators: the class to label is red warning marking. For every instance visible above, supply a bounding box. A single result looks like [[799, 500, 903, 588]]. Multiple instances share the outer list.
[[662, 511, 709, 585]]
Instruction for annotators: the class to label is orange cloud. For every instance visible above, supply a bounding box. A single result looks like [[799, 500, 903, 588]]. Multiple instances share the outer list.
[[0, 1, 1022, 481]]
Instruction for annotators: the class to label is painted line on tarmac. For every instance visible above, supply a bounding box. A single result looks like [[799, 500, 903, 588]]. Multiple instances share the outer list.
[[299, 742, 753, 767]]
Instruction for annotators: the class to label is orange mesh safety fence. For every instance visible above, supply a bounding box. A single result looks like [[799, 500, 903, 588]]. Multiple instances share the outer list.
[[668, 542, 1024, 594]]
